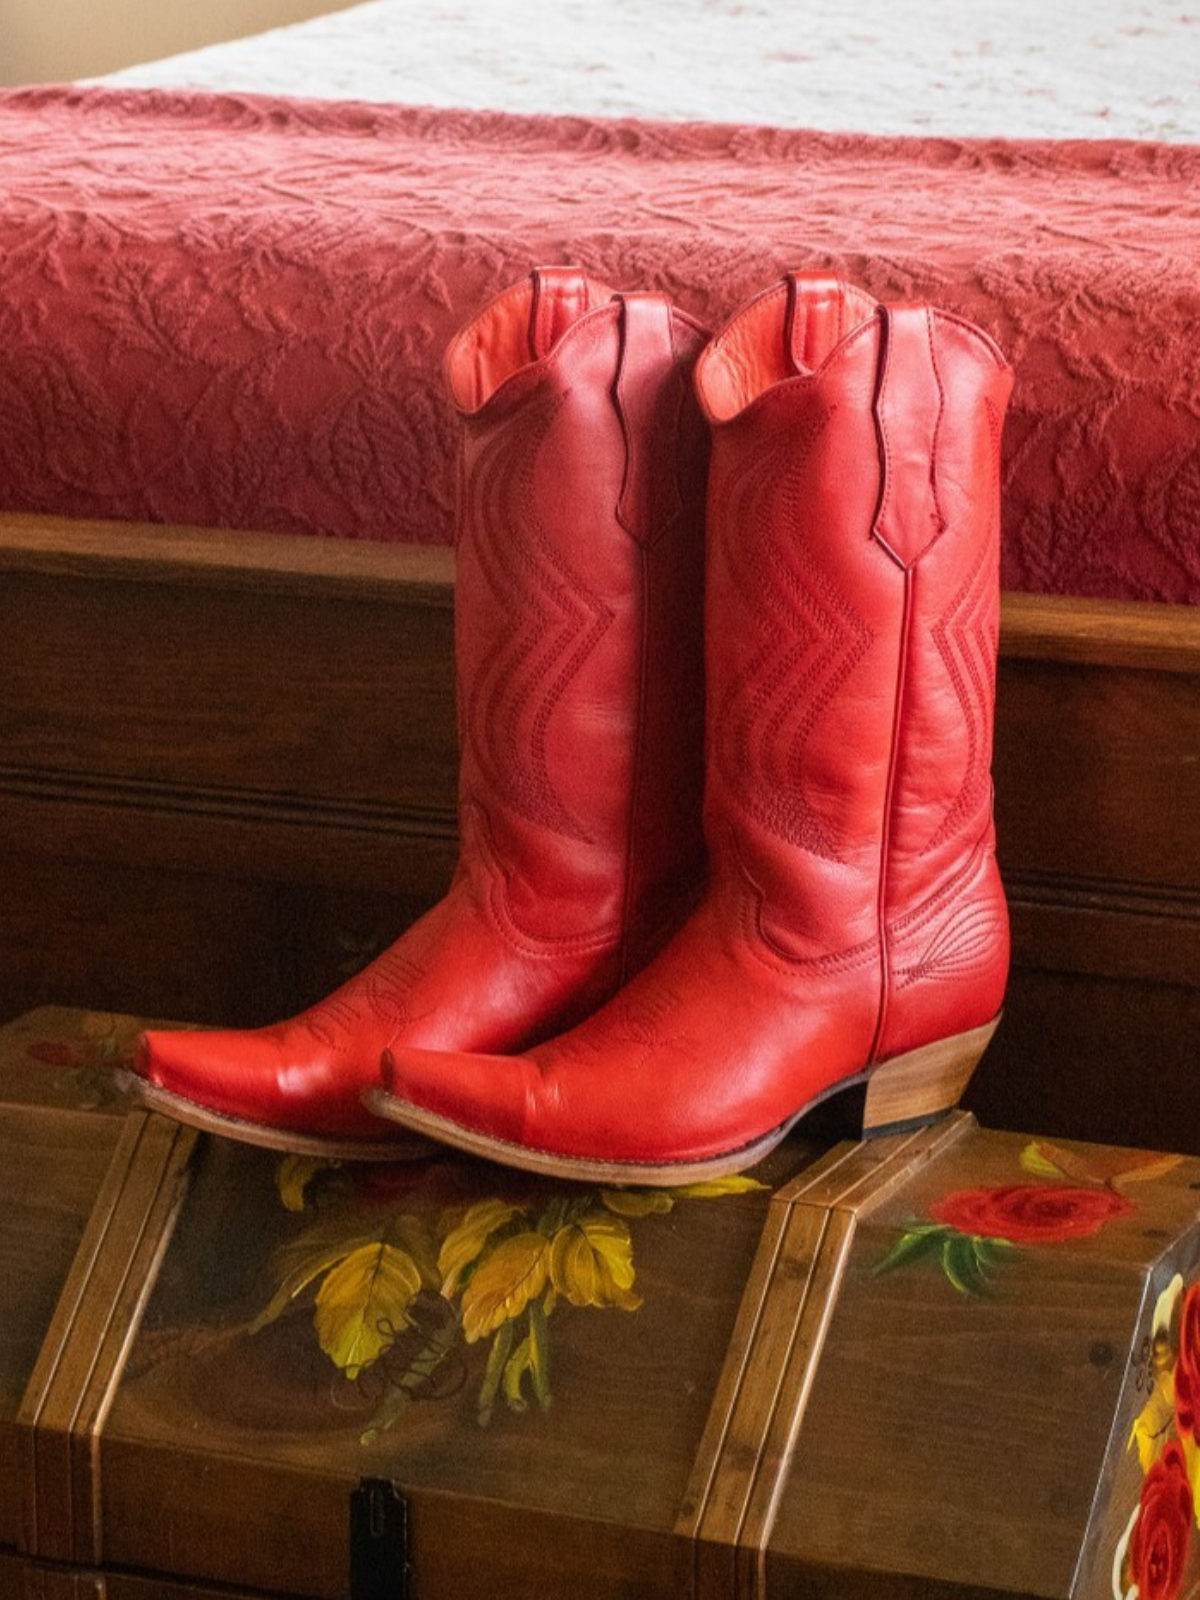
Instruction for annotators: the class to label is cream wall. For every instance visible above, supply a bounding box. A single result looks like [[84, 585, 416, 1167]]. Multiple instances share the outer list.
[[0, 0, 361, 86]]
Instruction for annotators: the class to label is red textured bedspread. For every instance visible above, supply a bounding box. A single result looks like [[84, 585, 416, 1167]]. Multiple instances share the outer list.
[[1, 85, 1197, 602]]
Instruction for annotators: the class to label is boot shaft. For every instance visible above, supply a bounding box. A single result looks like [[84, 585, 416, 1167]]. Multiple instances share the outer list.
[[696, 274, 1013, 1047], [445, 269, 709, 973]]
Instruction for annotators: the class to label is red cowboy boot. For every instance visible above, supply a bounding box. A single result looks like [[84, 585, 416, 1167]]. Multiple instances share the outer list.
[[130, 268, 709, 1156], [367, 272, 1014, 1182]]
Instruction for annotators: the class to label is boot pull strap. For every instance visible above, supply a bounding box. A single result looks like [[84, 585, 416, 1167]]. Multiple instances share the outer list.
[[613, 292, 685, 547], [783, 271, 864, 373], [870, 303, 947, 569], [528, 266, 590, 361]]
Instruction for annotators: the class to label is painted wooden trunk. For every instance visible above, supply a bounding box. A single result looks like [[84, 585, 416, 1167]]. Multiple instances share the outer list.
[[2, 1006, 1199, 1600]]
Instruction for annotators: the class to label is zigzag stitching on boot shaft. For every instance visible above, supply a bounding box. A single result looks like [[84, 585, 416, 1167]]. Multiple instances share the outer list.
[[463, 395, 615, 846], [923, 397, 1003, 855], [712, 410, 874, 863], [923, 540, 999, 855]]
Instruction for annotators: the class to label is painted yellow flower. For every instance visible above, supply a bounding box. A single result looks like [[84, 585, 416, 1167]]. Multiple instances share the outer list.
[[438, 1200, 522, 1297], [601, 1173, 766, 1218], [669, 1175, 767, 1199], [276, 1154, 337, 1213], [1184, 1435, 1200, 1525], [312, 1242, 424, 1379], [601, 1189, 675, 1218], [1129, 1275, 1186, 1473], [1157, 1275, 1186, 1347], [460, 1232, 551, 1343], [1132, 1369, 1179, 1476], [548, 1214, 641, 1312]]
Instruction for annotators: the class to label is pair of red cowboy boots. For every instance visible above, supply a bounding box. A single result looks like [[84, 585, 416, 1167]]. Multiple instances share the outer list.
[[133, 267, 1014, 1185]]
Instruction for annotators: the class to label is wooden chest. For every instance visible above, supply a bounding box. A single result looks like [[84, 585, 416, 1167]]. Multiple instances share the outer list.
[[4, 1006, 1200, 1600]]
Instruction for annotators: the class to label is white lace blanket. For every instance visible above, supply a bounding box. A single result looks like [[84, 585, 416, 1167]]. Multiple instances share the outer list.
[[100, 0, 1200, 142]]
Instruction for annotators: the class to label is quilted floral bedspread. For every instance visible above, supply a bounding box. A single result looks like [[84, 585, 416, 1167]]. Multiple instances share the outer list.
[[1, 84, 1198, 602]]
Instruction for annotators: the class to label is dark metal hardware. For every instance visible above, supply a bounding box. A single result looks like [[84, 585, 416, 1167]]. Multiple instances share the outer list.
[[350, 1477, 410, 1600]]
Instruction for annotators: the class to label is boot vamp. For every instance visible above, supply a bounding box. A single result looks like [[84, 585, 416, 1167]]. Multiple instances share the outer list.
[[385, 898, 881, 1166]]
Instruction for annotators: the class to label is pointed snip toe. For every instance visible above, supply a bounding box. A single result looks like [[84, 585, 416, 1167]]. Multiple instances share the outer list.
[[125, 1028, 431, 1161]]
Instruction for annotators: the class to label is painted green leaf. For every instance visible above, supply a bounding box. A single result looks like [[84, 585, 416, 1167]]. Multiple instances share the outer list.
[[1129, 1368, 1177, 1474], [871, 1227, 950, 1277], [360, 1305, 458, 1445], [942, 1234, 991, 1297], [499, 1298, 554, 1415], [479, 1321, 515, 1427], [972, 1237, 1017, 1269], [547, 1214, 641, 1311], [502, 1332, 534, 1413], [528, 1299, 552, 1411], [461, 1232, 551, 1342]]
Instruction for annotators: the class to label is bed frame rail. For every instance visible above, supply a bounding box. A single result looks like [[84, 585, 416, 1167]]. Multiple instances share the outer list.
[[1, 512, 1196, 1151]]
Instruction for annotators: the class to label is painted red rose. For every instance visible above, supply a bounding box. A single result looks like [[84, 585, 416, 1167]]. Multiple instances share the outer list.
[[1130, 1442, 1194, 1600], [1174, 1284, 1200, 1441], [928, 1184, 1134, 1243], [26, 1040, 80, 1067], [355, 1163, 433, 1204]]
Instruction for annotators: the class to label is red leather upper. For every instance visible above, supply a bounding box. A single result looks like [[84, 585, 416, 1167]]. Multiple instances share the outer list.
[[136, 269, 709, 1139], [381, 273, 1014, 1164]]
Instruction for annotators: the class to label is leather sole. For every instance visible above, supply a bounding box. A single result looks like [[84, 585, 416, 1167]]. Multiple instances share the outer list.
[[114, 1071, 433, 1163], [363, 1016, 1001, 1186]]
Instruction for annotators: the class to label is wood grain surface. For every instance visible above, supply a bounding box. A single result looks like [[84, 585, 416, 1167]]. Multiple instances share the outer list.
[[6, 1009, 1200, 1600]]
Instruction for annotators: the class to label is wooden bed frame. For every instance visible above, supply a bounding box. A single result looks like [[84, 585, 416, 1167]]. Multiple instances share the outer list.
[[1, 510, 1196, 1153]]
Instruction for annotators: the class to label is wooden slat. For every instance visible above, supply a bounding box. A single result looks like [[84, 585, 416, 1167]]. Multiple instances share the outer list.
[[996, 591, 1200, 674], [777, 1113, 973, 1212], [994, 656, 1200, 891], [1007, 880, 1200, 990], [685, 1204, 831, 1600], [741, 1209, 855, 1600], [13, 1560, 282, 1599], [0, 514, 455, 606], [0, 775, 458, 894], [17, 1113, 198, 1566], [2, 515, 1197, 674], [676, 1203, 796, 1550], [681, 1121, 977, 1598], [19, 1567, 107, 1598]]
